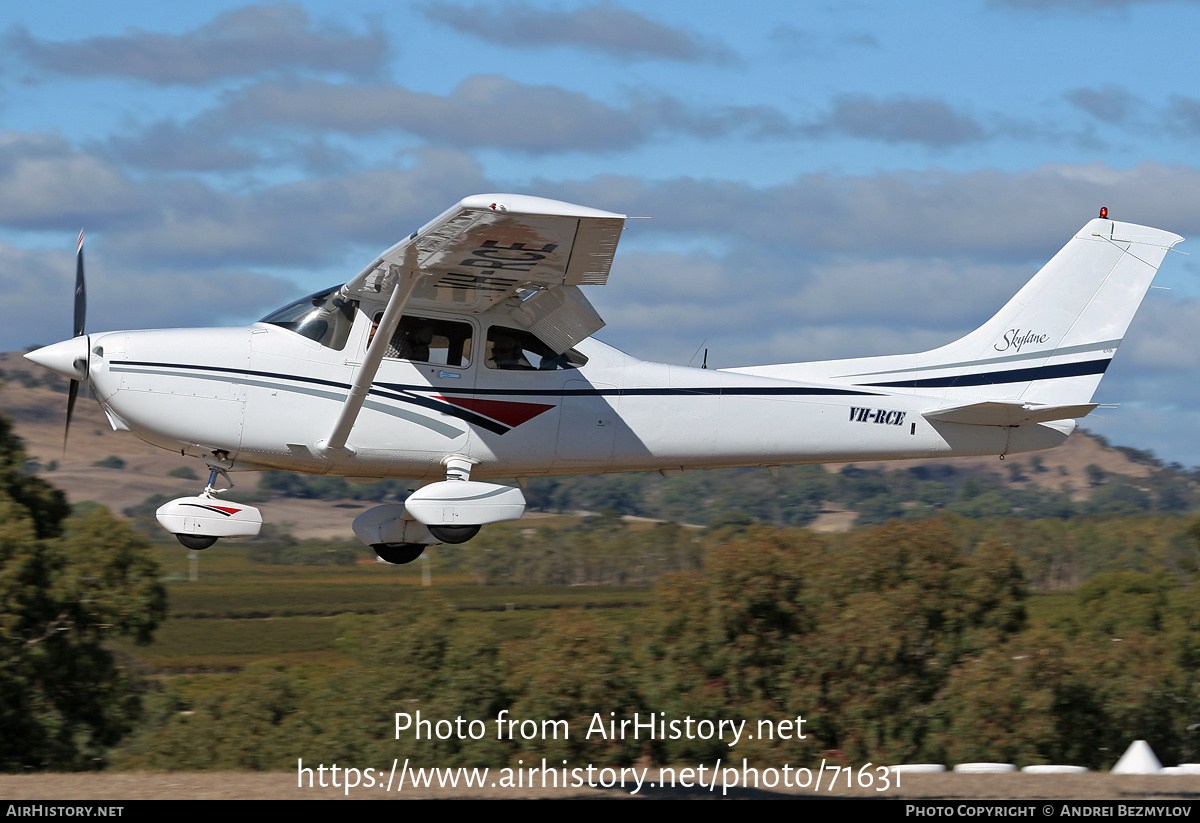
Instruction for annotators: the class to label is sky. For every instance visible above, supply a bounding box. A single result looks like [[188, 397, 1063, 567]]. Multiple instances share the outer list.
[[4, 0, 1200, 465]]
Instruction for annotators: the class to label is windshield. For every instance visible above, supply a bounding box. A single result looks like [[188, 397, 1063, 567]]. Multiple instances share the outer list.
[[261, 287, 359, 351]]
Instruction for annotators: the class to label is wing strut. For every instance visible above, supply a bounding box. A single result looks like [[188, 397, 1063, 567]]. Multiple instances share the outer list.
[[319, 260, 422, 457]]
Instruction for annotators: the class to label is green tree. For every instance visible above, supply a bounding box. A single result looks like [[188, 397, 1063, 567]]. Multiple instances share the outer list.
[[639, 528, 827, 763], [112, 663, 305, 771], [640, 521, 1029, 765], [0, 416, 69, 539], [508, 612, 643, 764], [0, 416, 166, 770]]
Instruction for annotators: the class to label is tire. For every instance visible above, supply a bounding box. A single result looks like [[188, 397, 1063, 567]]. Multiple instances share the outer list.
[[176, 534, 218, 550], [372, 543, 426, 565], [427, 524, 481, 544]]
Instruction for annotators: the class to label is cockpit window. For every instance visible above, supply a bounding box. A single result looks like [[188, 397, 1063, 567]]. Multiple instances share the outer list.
[[486, 326, 587, 370], [262, 287, 359, 351]]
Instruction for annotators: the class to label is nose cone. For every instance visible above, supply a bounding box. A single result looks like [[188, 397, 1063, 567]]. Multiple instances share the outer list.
[[25, 336, 89, 381]]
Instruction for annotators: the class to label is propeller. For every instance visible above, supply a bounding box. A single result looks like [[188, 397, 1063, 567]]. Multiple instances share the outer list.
[[64, 230, 88, 452]]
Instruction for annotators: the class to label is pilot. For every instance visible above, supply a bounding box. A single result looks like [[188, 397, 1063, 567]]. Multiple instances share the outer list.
[[489, 332, 532, 370]]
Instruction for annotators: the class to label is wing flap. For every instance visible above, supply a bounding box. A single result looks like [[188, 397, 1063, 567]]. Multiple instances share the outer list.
[[923, 401, 1098, 427], [344, 194, 625, 314]]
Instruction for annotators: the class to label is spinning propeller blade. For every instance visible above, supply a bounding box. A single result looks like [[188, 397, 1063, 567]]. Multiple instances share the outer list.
[[64, 230, 88, 453], [74, 229, 86, 338]]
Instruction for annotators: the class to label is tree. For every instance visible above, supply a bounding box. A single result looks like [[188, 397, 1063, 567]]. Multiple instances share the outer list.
[[639, 521, 1029, 765], [0, 415, 166, 770], [0, 416, 69, 540]]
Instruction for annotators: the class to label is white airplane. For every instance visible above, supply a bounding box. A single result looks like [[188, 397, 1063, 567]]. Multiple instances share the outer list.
[[25, 196, 1183, 563]]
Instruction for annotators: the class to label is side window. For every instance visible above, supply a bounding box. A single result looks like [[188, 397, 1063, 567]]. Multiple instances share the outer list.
[[486, 326, 588, 371], [371, 314, 473, 367]]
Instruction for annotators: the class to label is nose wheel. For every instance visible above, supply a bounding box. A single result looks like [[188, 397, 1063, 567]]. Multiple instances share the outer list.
[[156, 459, 263, 549], [176, 534, 218, 550]]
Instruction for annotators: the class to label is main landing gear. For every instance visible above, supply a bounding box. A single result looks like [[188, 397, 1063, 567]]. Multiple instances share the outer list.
[[427, 524, 481, 544], [370, 542, 426, 565], [367, 524, 479, 566], [354, 456, 525, 565]]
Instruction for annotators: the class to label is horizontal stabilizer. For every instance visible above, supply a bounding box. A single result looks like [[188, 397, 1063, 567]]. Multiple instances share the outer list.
[[922, 401, 1098, 427]]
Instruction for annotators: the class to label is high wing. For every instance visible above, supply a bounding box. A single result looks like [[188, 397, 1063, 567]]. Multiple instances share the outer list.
[[342, 193, 626, 353], [322, 194, 626, 455]]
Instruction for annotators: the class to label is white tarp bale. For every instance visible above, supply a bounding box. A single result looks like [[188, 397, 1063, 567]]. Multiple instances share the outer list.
[[1111, 740, 1162, 774]]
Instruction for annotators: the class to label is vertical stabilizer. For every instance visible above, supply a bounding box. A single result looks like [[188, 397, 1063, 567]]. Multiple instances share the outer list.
[[734, 217, 1183, 409]]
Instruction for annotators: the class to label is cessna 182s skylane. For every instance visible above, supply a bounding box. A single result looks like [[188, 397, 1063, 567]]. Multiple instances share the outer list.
[[24, 196, 1183, 563]]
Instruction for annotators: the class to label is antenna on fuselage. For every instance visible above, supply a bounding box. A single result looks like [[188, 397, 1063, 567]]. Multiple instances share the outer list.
[[687, 339, 708, 368]]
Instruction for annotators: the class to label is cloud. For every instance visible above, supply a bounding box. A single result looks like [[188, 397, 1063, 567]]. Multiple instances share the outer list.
[[1065, 85, 1141, 124], [6, 4, 387, 85], [105, 119, 358, 175], [88, 265, 297, 332], [593, 245, 1038, 368], [103, 147, 490, 267], [0, 133, 147, 230], [14, 137, 1192, 280], [544, 161, 1200, 261], [768, 24, 880, 58], [629, 92, 796, 140], [1119, 295, 1200, 373], [211, 75, 650, 151], [0, 130, 484, 266], [1082, 293, 1200, 466], [785, 257, 1028, 328], [1166, 95, 1200, 135], [418, 1, 734, 63], [106, 121, 265, 172], [0, 241, 294, 349], [807, 94, 986, 147], [106, 76, 803, 162]]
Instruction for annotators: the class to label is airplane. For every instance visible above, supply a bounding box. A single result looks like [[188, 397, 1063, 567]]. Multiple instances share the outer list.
[[24, 196, 1183, 563]]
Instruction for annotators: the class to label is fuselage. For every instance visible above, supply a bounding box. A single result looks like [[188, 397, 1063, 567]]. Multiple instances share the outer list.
[[81, 302, 1071, 481]]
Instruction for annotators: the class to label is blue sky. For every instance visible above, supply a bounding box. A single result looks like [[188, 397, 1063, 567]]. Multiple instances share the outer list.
[[4, 0, 1200, 465]]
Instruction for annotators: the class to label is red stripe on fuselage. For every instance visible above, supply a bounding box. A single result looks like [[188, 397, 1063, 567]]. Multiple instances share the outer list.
[[434, 396, 555, 428]]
